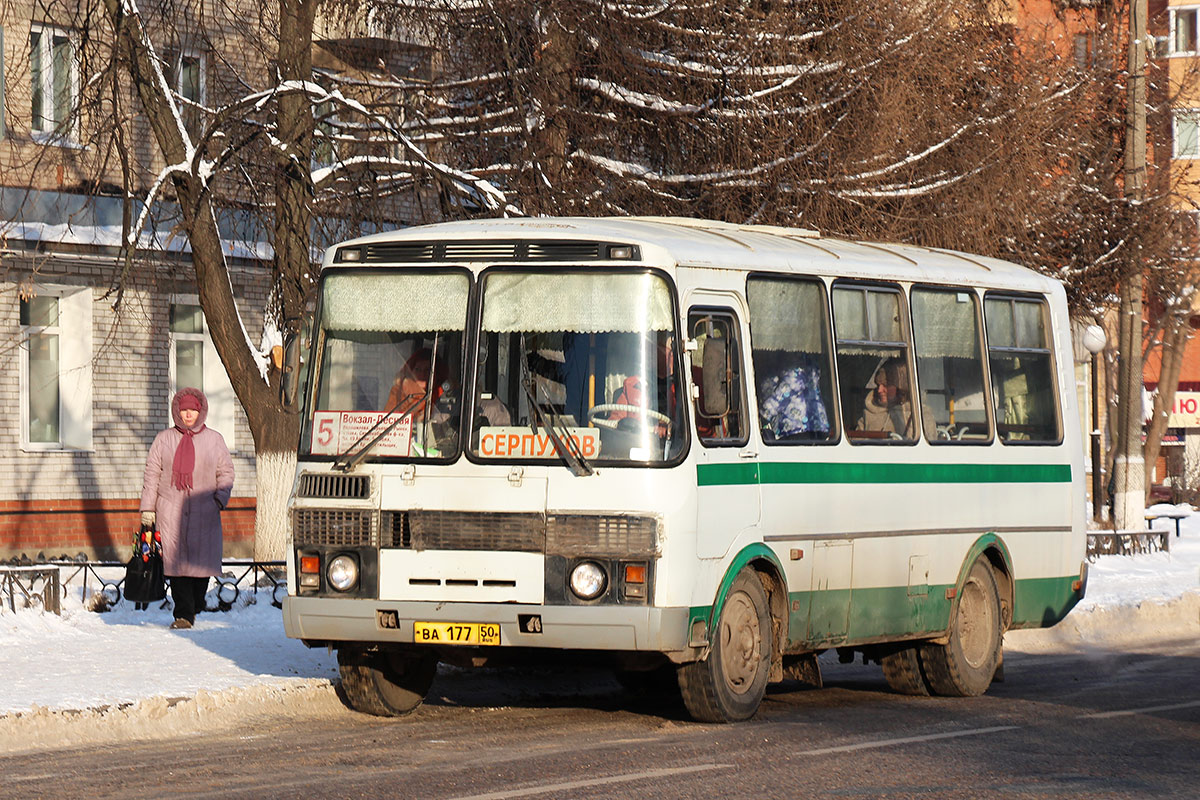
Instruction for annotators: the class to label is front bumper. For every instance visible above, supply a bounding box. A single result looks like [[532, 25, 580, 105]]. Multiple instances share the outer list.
[[283, 595, 691, 653]]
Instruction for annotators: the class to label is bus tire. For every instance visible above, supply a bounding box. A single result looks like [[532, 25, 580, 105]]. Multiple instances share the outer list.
[[677, 569, 772, 723], [919, 560, 1002, 697], [337, 646, 438, 717], [880, 646, 931, 696]]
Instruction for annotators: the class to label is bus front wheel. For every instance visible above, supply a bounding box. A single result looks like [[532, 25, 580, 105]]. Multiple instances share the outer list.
[[919, 560, 1002, 696], [337, 646, 438, 717], [678, 569, 772, 723]]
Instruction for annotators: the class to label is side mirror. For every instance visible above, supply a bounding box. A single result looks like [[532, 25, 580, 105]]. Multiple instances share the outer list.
[[280, 332, 301, 410], [700, 337, 730, 417]]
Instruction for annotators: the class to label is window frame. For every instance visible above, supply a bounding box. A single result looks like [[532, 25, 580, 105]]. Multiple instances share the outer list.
[[18, 284, 92, 452], [909, 284, 994, 446], [1173, 109, 1200, 159], [1171, 7, 1200, 56], [982, 292, 1064, 447], [174, 49, 207, 141], [29, 23, 78, 143], [687, 306, 751, 449], [831, 280, 920, 446], [745, 273, 840, 446], [311, 68, 340, 169], [0, 26, 7, 141]]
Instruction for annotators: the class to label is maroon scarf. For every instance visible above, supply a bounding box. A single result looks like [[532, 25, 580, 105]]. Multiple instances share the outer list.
[[171, 424, 205, 491]]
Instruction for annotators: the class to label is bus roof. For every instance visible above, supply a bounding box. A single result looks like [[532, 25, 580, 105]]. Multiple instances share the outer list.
[[332, 216, 1061, 294]]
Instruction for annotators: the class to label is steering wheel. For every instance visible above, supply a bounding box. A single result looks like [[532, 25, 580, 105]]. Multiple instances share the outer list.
[[587, 403, 672, 430]]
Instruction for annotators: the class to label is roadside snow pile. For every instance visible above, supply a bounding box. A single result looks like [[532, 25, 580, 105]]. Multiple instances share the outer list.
[[0, 591, 338, 717], [0, 680, 342, 754]]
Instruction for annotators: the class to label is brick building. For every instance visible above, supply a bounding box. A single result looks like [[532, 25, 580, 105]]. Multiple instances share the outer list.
[[0, 1, 431, 560]]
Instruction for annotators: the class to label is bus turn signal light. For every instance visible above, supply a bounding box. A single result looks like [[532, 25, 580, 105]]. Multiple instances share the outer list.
[[624, 564, 646, 584], [300, 555, 320, 573]]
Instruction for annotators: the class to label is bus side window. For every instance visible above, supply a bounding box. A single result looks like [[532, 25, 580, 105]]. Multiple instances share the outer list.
[[984, 295, 1062, 444], [832, 284, 918, 443], [688, 310, 748, 445], [911, 287, 992, 443], [746, 276, 837, 443]]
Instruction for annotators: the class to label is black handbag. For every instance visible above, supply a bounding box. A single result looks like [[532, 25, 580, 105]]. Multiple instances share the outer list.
[[124, 523, 166, 603]]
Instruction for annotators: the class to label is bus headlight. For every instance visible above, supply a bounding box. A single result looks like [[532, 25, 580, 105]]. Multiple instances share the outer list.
[[327, 554, 359, 592], [569, 561, 608, 600]]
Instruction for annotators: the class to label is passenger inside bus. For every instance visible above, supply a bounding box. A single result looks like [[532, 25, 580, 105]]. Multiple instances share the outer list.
[[386, 348, 447, 417], [606, 335, 676, 438], [858, 358, 915, 438], [384, 347, 459, 455]]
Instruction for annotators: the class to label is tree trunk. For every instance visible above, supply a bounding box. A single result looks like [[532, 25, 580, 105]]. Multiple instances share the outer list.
[[1113, 0, 1147, 531], [1113, 280, 1146, 530], [1143, 314, 1190, 502]]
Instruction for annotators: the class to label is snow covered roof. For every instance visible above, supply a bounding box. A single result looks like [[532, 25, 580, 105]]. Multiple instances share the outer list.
[[331, 216, 1060, 294]]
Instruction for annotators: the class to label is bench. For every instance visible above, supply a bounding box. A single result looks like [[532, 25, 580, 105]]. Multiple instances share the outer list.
[[1145, 509, 1189, 540]]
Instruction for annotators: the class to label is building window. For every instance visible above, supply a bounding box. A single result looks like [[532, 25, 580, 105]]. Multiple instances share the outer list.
[[169, 298, 236, 448], [19, 287, 93, 450], [1073, 33, 1091, 68], [1174, 110, 1200, 158], [30, 24, 76, 139], [175, 52, 205, 140], [1172, 8, 1200, 55], [311, 70, 338, 168], [1, 26, 7, 140]]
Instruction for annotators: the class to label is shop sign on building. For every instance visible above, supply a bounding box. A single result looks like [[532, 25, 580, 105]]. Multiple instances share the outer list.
[[1167, 391, 1200, 427]]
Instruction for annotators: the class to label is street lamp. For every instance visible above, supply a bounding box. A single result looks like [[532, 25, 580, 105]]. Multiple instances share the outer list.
[[1082, 324, 1107, 521]]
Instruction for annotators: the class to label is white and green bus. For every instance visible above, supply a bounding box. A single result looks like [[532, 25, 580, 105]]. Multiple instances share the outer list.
[[282, 216, 1087, 723]]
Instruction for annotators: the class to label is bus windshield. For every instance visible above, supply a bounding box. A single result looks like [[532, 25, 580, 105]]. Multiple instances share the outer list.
[[303, 269, 469, 461], [471, 270, 686, 464]]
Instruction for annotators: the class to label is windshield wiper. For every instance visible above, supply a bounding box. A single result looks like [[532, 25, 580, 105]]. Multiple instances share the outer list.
[[332, 391, 427, 472], [519, 342, 594, 477]]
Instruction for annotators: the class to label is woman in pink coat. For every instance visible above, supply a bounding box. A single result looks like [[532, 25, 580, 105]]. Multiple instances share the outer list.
[[140, 387, 235, 629]]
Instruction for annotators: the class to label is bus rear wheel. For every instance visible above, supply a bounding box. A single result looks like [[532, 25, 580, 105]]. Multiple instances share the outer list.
[[338, 646, 438, 717], [678, 569, 772, 723], [919, 560, 1002, 697], [880, 645, 932, 696]]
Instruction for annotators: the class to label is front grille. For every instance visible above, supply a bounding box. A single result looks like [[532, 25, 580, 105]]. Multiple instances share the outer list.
[[305, 509, 661, 555], [408, 511, 545, 552], [547, 515, 659, 556], [297, 473, 371, 499], [381, 511, 412, 548], [293, 509, 376, 547]]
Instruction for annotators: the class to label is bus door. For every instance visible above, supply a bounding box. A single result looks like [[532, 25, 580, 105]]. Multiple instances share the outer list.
[[687, 301, 760, 558]]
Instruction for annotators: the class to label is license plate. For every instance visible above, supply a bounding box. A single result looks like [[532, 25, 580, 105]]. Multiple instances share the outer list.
[[413, 621, 501, 646]]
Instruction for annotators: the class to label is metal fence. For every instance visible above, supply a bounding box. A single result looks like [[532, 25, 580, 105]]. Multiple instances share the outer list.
[[1, 558, 286, 615], [1086, 529, 1169, 559]]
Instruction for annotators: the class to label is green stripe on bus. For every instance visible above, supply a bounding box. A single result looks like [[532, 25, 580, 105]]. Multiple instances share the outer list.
[[697, 461, 1071, 486]]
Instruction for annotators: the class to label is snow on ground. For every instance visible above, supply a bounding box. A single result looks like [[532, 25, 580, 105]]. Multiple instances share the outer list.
[[0, 507, 1196, 750]]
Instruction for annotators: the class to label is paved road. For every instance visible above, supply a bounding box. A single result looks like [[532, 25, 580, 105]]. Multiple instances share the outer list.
[[3, 635, 1197, 799]]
